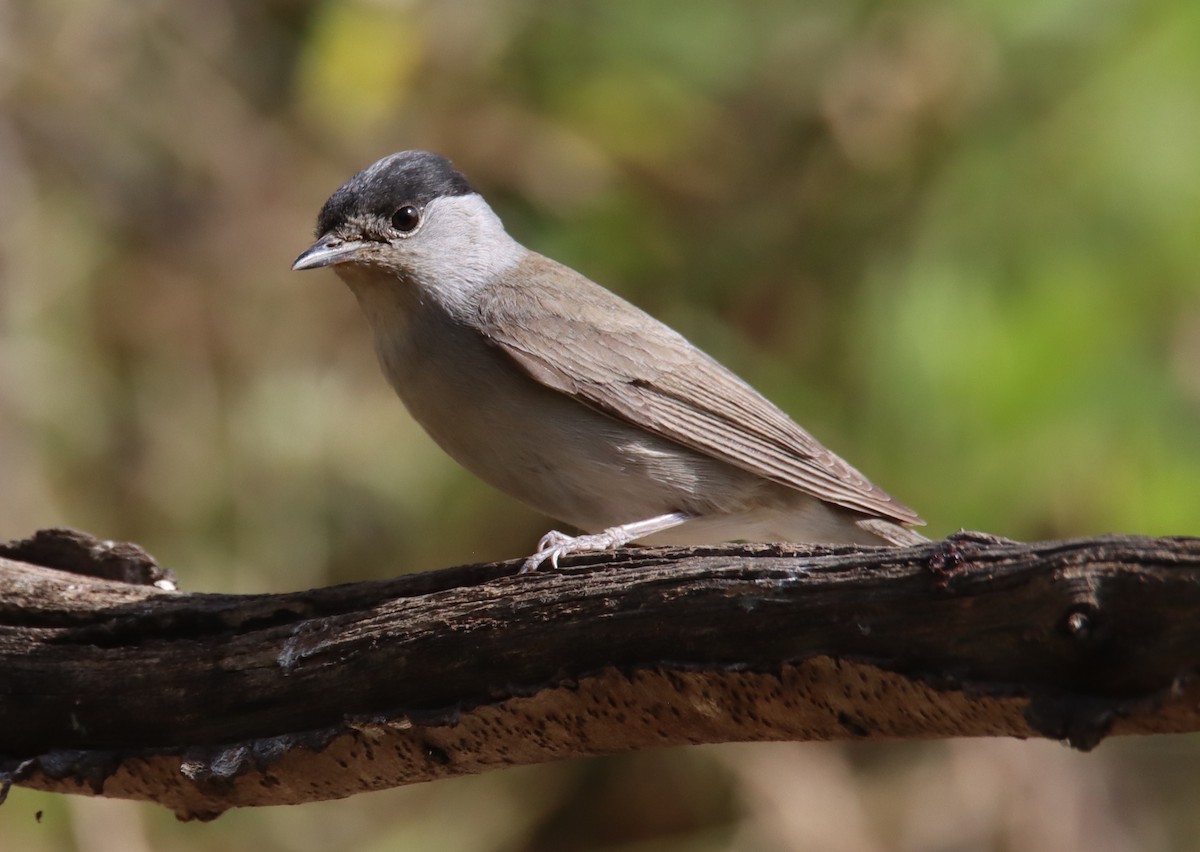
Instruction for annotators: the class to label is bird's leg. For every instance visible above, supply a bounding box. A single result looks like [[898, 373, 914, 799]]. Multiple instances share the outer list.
[[520, 511, 693, 573]]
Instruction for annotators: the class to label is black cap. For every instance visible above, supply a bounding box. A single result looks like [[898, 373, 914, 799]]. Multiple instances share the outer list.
[[315, 151, 476, 237]]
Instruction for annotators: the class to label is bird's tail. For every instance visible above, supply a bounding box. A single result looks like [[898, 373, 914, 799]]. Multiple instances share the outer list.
[[856, 517, 930, 547]]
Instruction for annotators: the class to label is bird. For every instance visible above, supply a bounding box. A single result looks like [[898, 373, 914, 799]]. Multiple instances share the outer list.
[[292, 151, 925, 572]]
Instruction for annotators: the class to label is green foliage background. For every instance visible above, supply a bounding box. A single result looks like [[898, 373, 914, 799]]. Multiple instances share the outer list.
[[1, 1, 1198, 849]]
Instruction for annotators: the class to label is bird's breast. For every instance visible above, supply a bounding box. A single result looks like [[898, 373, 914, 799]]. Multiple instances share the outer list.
[[365, 296, 764, 530]]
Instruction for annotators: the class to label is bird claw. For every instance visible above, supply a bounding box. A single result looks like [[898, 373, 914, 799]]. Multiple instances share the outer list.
[[519, 528, 627, 574]]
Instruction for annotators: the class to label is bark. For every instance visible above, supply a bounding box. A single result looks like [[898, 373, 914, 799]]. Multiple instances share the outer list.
[[1, 527, 1197, 820]]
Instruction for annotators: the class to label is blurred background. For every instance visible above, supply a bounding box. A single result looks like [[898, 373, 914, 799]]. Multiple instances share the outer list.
[[2, 0, 1199, 848]]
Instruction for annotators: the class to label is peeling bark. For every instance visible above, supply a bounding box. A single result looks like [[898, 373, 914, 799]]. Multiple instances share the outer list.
[[1, 528, 1197, 820]]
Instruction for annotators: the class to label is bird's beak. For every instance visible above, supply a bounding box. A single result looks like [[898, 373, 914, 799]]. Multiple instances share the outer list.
[[291, 235, 371, 271]]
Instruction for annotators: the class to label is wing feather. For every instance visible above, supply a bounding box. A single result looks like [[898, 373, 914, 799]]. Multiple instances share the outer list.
[[476, 255, 922, 526]]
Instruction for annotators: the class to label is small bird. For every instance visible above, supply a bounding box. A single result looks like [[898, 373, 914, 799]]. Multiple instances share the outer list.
[[293, 151, 924, 572]]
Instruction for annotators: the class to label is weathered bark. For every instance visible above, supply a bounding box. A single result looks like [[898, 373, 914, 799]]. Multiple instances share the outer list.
[[1, 527, 1197, 820]]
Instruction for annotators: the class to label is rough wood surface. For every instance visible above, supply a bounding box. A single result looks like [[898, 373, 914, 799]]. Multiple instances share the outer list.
[[1, 527, 1198, 820]]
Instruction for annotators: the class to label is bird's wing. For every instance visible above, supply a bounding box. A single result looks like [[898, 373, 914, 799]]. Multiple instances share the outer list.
[[475, 254, 923, 526]]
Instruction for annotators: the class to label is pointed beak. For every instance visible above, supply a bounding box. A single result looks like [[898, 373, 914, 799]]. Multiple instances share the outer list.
[[291, 235, 371, 271]]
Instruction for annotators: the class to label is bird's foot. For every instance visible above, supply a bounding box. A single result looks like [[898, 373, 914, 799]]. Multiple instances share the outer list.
[[519, 526, 635, 574], [518, 512, 694, 574]]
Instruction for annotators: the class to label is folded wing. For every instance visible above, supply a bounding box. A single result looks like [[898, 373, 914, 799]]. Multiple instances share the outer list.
[[476, 255, 923, 527]]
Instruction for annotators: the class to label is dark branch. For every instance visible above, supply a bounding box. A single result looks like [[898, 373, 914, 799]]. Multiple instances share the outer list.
[[1, 528, 1198, 820]]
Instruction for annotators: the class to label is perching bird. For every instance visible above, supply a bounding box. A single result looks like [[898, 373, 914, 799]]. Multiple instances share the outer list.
[[293, 151, 924, 571]]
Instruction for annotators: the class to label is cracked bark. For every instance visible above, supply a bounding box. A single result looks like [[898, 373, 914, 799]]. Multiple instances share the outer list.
[[1, 527, 1198, 821]]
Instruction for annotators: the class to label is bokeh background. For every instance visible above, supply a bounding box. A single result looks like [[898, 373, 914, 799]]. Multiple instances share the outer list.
[[2, 0, 1199, 849]]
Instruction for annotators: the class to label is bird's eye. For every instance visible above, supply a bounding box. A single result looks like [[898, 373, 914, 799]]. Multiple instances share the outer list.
[[391, 205, 420, 233]]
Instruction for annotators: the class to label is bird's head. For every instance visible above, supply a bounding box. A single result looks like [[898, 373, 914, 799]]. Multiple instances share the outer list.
[[293, 151, 524, 306]]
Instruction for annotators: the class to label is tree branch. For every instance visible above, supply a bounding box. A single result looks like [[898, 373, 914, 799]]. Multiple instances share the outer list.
[[1, 527, 1197, 820]]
